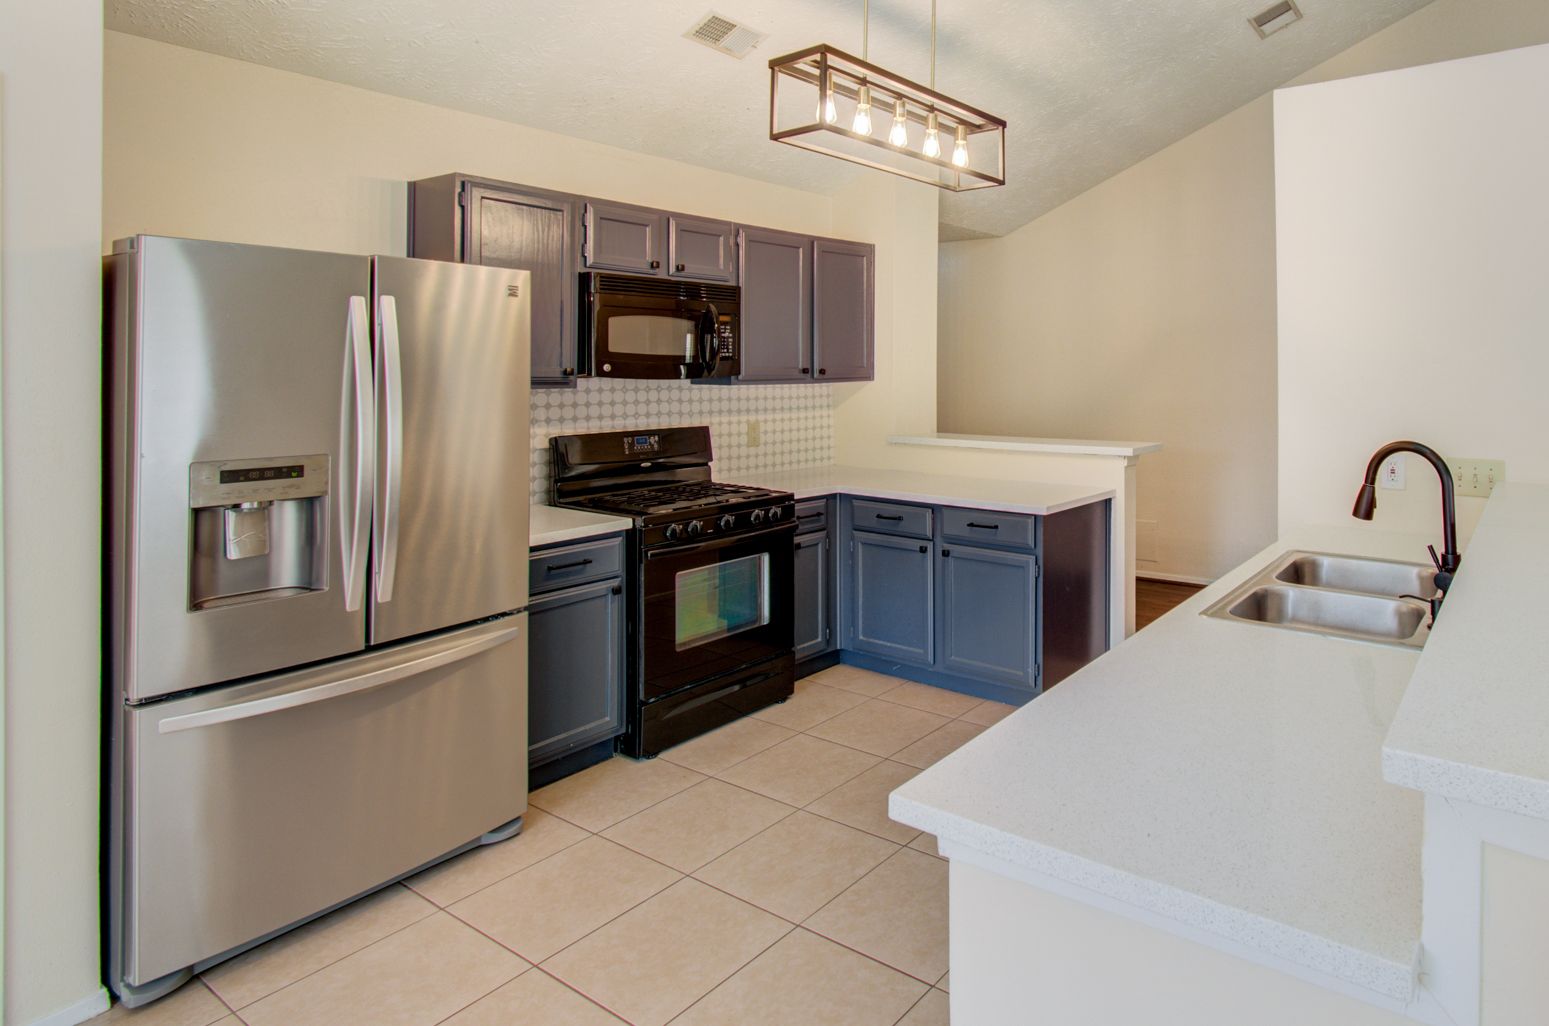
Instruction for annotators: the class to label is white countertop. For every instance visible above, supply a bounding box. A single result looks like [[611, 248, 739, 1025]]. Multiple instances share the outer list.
[[735, 464, 1114, 516], [891, 524, 1439, 1000], [1383, 482, 1549, 819], [530, 504, 631, 549], [888, 432, 1163, 458]]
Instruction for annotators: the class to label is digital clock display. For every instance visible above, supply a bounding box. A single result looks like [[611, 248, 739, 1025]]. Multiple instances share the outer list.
[[219, 464, 305, 484], [624, 434, 661, 455]]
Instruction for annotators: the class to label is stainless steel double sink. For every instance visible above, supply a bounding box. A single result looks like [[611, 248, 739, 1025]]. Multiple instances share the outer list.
[[1202, 551, 1439, 649]]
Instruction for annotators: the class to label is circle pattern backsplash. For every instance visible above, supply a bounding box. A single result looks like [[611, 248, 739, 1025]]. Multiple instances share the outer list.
[[529, 379, 834, 504]]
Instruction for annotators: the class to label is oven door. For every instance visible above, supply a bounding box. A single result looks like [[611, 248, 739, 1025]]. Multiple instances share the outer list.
[[640, 523, 795, 702], [592, 294, 721, 379]]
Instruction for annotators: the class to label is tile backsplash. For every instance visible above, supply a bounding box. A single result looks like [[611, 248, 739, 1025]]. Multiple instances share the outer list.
[[529, 379, 833, 505]]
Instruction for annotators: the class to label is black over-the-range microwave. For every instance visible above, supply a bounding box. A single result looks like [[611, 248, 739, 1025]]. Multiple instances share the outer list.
[[579, 272, 740, 380]]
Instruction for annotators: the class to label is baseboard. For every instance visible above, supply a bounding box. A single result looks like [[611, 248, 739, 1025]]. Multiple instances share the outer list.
[[1137, 571, 1213, 587], [26, 987, 111, 1026]]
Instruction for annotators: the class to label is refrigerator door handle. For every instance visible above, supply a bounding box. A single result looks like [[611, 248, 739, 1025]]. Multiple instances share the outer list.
[[341, 295, 376, 612], [374, 293, 405, 603], [157, 621, 522, 734]]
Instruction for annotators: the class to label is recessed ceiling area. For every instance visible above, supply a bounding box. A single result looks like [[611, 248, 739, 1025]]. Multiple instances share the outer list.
[[105, 0, 1437, 238]]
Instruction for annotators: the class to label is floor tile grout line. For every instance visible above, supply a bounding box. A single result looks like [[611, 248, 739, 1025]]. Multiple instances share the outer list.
[[659, 921, 803, 1026], [792, 922, 945, 991], [530, 965, 641, 1026], [199, 884, 442, 1015], [429, 821, 598, 909], [890, 984, 935, 1026], [531, 763, 708, 835], [423, 963, 529, 1026], [797, 848, 946, 988]]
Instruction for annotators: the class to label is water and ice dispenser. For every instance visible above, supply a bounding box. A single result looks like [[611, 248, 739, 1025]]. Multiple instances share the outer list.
[[189, 455, 330, 610]]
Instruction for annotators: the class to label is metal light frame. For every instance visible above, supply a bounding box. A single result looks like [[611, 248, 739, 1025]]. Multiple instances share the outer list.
[[767, 7, 1006, 191]]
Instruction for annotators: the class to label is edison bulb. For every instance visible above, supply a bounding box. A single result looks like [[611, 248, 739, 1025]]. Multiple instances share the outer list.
[[922, 112, 941, 159], [852, 85, 873, 136], [888, 98, 909, 147], [951, 125, 969, 167], [823, 86, 837, 124]]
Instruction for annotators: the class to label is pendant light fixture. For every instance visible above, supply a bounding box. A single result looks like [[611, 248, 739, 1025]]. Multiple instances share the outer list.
[[768, 0, 1006, 191]]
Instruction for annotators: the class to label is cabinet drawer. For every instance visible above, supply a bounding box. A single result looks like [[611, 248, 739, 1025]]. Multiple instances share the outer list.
[[940, 507, 1037, 551], [851, 499, 932, 539], [529, 537, 625, 594], [794, 499, 829, 534]]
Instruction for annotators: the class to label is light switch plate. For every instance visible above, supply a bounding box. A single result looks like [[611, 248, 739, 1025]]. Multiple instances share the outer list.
[[1447, 458, 1504, 498], [746, 419, 762, 448]]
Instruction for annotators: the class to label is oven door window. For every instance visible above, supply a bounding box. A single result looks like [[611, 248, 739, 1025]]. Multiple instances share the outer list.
[[674, 553, 770, 651], [606, 313, 699, 358]]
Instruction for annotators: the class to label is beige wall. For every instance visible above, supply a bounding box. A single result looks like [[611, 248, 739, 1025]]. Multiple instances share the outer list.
[[1276, 41, 1549, 542], [0, 2, 107, 1024], [936, 0, 1549, 582]]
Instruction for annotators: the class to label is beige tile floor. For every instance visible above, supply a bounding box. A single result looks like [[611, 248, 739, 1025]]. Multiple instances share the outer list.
[[91, 666, 1014, 1026]]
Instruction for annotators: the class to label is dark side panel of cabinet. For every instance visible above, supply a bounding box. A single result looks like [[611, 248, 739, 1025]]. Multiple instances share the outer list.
[[738, 227, 812, 382], [1041, 500, 1111, 689], [794, 531, 833, 661], [669, 216, 737, 282], [813, 238, 875, 381], [462, 184, 578, 385], [938, 545, 1038, 691], [528, 578, 626, 766], [584, 202, 664, 274], [849, 530, 933, 666]]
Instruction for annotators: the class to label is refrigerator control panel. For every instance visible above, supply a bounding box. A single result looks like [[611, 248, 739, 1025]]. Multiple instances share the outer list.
[[190, 454, 330, 508]]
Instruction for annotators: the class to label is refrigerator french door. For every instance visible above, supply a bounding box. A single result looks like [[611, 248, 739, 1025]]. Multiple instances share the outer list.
[[106, 236, 532, 1006]]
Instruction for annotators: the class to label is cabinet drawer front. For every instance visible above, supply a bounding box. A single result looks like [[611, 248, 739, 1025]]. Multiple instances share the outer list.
[[794, 499, 829, 534], [940, 507, 1037, 551], [851, 498, 932, 539], [530, 537, 625, 594]]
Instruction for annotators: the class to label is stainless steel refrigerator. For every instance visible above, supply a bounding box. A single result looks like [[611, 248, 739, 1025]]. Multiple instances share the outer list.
[[105, 236, 532, 1007]]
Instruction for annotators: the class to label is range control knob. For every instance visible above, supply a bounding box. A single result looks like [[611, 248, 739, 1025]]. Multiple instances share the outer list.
[[664, 523, 683, 542], [768, 506, 784, 522], [750, 508, 767, 525], [686, 520, 704, 537], [719, 514, 736, 531]]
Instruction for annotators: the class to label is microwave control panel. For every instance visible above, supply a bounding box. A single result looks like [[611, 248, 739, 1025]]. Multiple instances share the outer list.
[[715, 320, 736, 357]]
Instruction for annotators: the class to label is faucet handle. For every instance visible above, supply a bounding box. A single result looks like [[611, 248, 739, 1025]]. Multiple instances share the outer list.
[[1426, 544, 1444, 572]]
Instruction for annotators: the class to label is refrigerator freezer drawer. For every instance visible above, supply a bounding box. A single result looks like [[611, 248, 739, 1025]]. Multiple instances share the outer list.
[[113, 615, 527, 990]]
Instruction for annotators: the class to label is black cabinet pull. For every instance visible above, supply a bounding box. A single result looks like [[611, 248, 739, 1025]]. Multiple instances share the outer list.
[[874, 514, 904, 522], [545, 558, 593, 572], [801, 367, 812, 375], [818, 368, 827, 375], [649, 259, 661, 269], [793, 541, 803, 550], [562, 367, 576, 376], [675, 263, 686, 272], [611, 585, 623, 595], [918, 545, 928, 553], [966, 522, 1000, 530], [942, 549, 952, 557]]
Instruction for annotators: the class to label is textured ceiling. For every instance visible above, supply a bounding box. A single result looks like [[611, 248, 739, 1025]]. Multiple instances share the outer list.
[[106, 0, 1436, 237]]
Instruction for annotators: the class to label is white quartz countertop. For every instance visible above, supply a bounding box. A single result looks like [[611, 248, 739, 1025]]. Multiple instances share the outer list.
[[530, 504, 631, 548], [891, 524, 1440, 1000], [734, 464, 1114, 516], [888, 432, 1163, 458], [1383, 482, 1549, 819]]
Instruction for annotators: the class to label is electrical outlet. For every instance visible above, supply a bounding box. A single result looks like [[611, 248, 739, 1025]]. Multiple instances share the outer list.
[[746, 419, 762, 448], [1379, 455, 1405, 490], [1446, 457, 1505, 498]]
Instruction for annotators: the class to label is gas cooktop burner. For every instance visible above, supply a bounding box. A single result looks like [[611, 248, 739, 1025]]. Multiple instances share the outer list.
[[585, 481, 776, 515]]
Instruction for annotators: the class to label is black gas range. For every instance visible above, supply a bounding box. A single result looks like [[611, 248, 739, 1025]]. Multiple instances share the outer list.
[[551, 427, 796, 757]]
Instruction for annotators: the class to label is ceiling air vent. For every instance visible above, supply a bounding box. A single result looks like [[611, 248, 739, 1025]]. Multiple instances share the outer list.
[[684, 11, 767, 59], [1248, 0, 1303, 38]]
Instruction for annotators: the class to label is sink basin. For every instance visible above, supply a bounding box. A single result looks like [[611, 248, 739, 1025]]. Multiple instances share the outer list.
[[1202, 550, 1435, 648], [1273, 552, 1437, 599], [1223, 585, 1428, 645]]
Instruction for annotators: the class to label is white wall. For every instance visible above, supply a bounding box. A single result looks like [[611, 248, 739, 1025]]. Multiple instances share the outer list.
[[936, 0, 1549, 583], [0, 2, 107, 1024], [1275, 42, 1549, 543]]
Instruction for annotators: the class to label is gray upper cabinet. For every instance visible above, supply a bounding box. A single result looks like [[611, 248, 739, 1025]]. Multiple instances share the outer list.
[[849, 529, 934, 666], [408, 175, 579, 387], [584, 202, 665, 274], [669, 216, 736, 282], [937, 544, 1039, 691], [737, 227, 812, 382], [794, 530, 834, 661], [813, 238, 875, 381]]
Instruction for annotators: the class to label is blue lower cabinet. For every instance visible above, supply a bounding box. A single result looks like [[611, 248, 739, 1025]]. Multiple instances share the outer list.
[[849, 529, 934, 666], [528, 562, 626, 768], [937, 543, 1038, 692], [794, 531, 834, 660]]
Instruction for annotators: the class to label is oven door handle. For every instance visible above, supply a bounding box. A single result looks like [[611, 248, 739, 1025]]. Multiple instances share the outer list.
[[645, 522, 794, 560]]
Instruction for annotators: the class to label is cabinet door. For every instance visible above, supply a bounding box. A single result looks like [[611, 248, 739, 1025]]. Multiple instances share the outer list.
[[738, 227, 813, 383], [812, 238, 875, 381], [938, 544, 1038, 691], [584, 202, 664, 274], [849, 530, 933, 666], [794, 530, 833, 661], [463, 184, 578, 385], [527, 579, 626, 766], [669, 216, 737, 282]]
